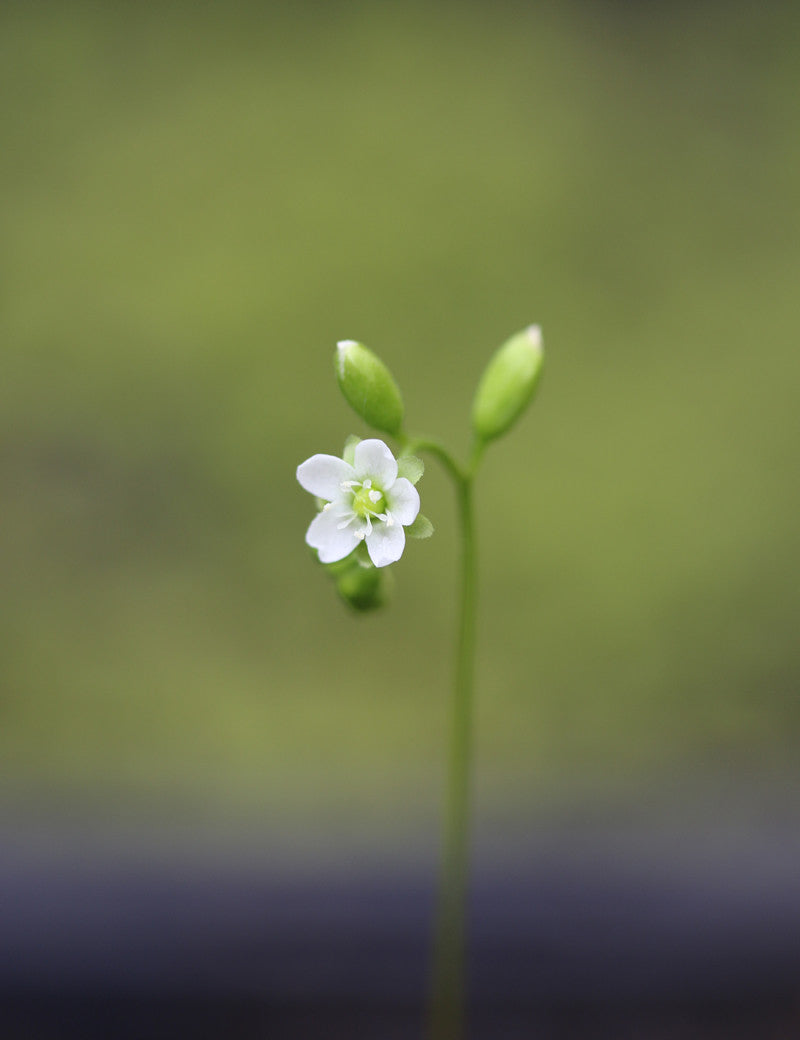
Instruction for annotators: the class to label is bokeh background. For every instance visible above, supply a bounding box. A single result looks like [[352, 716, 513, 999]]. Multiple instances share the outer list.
[[2, 0, 800, 1032]]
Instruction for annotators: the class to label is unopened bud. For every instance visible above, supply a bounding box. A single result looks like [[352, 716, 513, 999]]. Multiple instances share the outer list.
[[335, 340, 404, 436], [471, 325, 544, 443], [335, 559, 387, 612]]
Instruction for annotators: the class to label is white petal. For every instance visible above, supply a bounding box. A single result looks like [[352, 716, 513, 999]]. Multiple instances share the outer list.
[[297, 454, 356, 500], [353, 439, 398, 488], [385, 477, 420, 526], [306, 508, 360, 563], [366, 522, 406, 567]]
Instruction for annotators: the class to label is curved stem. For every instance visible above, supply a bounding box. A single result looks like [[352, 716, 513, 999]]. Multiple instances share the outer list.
[[428, 469, 477, 1040], [402, 435, 465, 485]]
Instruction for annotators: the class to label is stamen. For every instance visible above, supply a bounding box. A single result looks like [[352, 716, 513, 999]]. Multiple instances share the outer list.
[[362, 479, 372, 489]]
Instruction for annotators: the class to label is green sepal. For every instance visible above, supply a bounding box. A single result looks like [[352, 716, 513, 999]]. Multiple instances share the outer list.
[[319, 552, 355, 577], [342, 434, 360, 466], [406, 513, 434, 539], [397, 455, 424, 485]]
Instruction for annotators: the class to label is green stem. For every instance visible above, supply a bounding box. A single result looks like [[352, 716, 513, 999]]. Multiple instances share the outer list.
[[429, 466, 477, 1040], [405, 432, 483, 1038], [403, 436, 465, 484]]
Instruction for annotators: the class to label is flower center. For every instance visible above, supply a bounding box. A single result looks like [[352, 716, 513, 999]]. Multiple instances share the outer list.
[[351, 480, 386, 518]]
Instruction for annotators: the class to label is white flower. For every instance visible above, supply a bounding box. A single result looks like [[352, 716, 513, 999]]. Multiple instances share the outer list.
[[297, 439, 420, 568]]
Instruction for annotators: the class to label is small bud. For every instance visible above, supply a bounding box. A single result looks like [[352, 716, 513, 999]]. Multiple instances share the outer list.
[[471, 325, 544, 444], [335, 340, 404, 436], [335, 558, 388, 612], [320, 546, 388, 611]]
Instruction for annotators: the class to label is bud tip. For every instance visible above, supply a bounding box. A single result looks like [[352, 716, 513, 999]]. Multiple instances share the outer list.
[[335, 340, 356, 379]]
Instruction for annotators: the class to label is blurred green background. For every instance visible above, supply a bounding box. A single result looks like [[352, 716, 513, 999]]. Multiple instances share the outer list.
[[2, 1, 799, 856]]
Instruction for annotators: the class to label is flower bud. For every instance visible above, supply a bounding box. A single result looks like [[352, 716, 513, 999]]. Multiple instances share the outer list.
[[335, 340, 404, 436], [335, 561, 387, 612], [471, 325, 544, 444], [320, 546, 389, 611]]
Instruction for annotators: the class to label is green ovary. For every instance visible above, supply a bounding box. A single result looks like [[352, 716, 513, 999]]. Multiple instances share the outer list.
[[352, 484, 386, 518]]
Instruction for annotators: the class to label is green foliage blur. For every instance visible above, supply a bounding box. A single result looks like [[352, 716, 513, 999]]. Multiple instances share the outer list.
[[2, 1, 799, 845]]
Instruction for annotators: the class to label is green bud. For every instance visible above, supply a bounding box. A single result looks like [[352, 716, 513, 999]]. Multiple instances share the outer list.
[[320, 545, 388, 611], [335, 340, 404, 436], [335, 558, 388, 612], [471, 325, 544, 444]]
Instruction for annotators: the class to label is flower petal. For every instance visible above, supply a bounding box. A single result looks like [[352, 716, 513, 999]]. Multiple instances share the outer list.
[[306, 507, 361, 563], [385, 477, 420, 526], [297, 454, 356, 500], [353, 439, 398, 488], [366, 522, 406, 567]]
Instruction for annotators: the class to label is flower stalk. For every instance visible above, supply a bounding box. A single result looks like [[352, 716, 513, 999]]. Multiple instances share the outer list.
[[402, 432, 480, 1039], [297, 327, 544, 1040], [428, 461, 477, 1040]]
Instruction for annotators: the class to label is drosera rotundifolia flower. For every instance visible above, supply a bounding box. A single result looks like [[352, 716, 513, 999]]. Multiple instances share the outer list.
[[295, 328, 545, 1035], [297, 438, 422, 568]]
